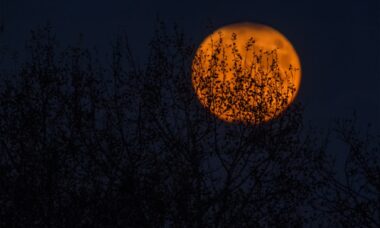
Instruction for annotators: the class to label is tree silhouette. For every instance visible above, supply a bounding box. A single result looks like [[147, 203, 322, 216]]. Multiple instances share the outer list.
[[0, 23, 378, 227], [191, 29, 297, 124], [140, 22, 318, 227], [310, 114, 380, 227]]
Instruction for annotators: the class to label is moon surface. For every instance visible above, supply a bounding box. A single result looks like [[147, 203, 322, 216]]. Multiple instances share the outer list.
[[192, 22, 301, 124]]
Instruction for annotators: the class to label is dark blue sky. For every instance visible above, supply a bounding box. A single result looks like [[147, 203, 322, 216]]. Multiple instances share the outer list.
[[1, 0, 379, 127]]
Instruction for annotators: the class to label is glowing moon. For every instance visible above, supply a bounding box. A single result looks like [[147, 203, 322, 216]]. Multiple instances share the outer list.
[[192, 22, 301, 124]]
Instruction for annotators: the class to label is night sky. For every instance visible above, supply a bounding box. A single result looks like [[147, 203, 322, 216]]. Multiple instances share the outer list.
[[1, 0, 379, 127], [1, 1, 380, 226]]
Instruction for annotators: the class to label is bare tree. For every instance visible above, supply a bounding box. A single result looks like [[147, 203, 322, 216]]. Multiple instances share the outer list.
[[1, 22, 377, 227], [311, 114, 380, 227], [138, 21, 319, 227]]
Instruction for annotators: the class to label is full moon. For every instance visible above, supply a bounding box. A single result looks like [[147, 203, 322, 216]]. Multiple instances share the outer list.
[[192, 22, 301, 124]]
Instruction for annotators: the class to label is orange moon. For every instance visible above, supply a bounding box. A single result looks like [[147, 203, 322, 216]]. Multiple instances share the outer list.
[[192, 22, 301, 124]]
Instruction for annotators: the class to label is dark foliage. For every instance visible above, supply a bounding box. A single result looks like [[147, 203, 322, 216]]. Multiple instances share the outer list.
[[0, 24, 378, 227]]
